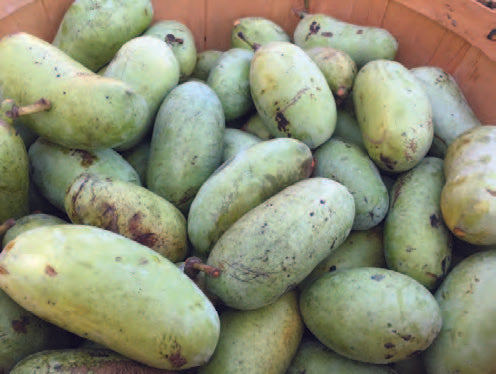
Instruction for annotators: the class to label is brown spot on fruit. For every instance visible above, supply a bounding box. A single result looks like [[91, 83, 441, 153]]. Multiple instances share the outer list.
[[101, 203, 119, 232], [165, 34, 184, 45], [371, 274, 385, 281], [133, 233, 158, 247], [430, 214, 441, 228], [45, 265, 57, 277], [12, 316, 29, 334], [138, 257, 149, 265], [169, 348, 187, 368], [275, 111, 290, 132], [486, 188, 496, 196], [321, 31, 333, 37], [309, 21, 320, 35], [70, 173, 91, 211], [356, 29, 364, 34], [379, 154, 397, 170], [128, 213, 158, 248], [71, 150, 97, 167], [329, 265, 337, 272], [425, 271, 438, 279], [0, 266, 9, 275], [384, 342, 395, 349]]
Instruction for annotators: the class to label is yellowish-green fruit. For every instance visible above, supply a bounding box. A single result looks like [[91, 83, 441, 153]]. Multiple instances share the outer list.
[[206, 178, 355, 310], [199, 292, 303, 374], [384, 157, 453, 290], [293, 12, 398, 67], [411, 66, 481, 158], [333, 109, 365, 148], [353, 60, 433, 173], [29, 138, 141, 212], [423, 250, 496, 373], [441, 125, 496, 245], [300, 267, 442, 364], [65, 173, 188, 262], [2, 213, 66, 248], [52, 0, 153, 71], [104, 36, 180, 150], [0, 33, 149, 150], [121, 140, 150, 186], [241, 112, 273, 139], [0, 225, 220, 370], [144, 21, 197, 81], [231, 17, 291, 50], [191, 50, 223, 81], [188, 138, 313, 257], [250, 41, 337, 149]]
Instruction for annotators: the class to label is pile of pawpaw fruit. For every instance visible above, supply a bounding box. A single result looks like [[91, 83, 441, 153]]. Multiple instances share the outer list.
[[0, 0, 494, 372]]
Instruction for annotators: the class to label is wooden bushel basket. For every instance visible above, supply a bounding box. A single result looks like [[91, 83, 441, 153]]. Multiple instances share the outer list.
[[0, 0, 495, 123]]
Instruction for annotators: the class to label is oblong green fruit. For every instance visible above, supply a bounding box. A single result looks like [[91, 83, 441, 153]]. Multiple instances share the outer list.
[[146, 81, 225, 214], [441, 125, 496, 245], [144, 21, 197, 81], [333, 109, 365, 148], [313, 138, 389, 230], [353, 60, 433, 173], [300, 267, 442, 364], [121, 140, 150, 186], [29, 138, 141, 212], [411, 66, 481, 158], [198, 291, 303, 374], [0, 120, 28, 223], [188, 138, 313, 257], [241, 112, 274, 139], [207, 48, 254, 121], [65, 173, 187, 262], [287, 338, 398, 374], [250, 41, 337, 149], [299, 226, 385, 290], [0, 225, 220, 370], [2, 213, 67, 248], [305, 46, 357, 103], [222, 128, 262, 162], [191, 50, 223, 81], [231, 17, 291, 49], [104, 36, 180, 150], [0, 291, 79, 373], [206, 177, 355, 310], [52, 0, 153, 71], [0, 33, 149, 150], [293, 12, 398, 67], [10, 348, 187, 373], [384, 157, 452, 289], [423, 250, 496, 374]]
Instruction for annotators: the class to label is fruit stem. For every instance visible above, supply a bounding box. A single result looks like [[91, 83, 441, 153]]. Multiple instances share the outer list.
[[184, 257, 221, 278], [0, 218, 16, 236], [236, 32, 261, 51], [6, 98, 51, 119], [292, 8, 309, 19]]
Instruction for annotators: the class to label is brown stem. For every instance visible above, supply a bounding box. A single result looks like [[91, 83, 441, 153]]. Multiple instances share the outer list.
[[292, 8, 309, 19], [0, 218, 16, 236], [6, 98, 51, 119], [184, 257, 221, 279], [236, 32, 261, 51]]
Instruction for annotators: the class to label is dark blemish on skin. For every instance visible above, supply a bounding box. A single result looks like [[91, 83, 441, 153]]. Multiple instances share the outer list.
[[385, 354, 394, 359], [321, 31, 333, 37], [309, 212, 314, 217], [356, 29, 364, 34], [425, 272, 438, 279], [380, 154, 397, 170], [384, 342, 395, 349], [115, 256, 122, 262], [12, 316, 29, 334], [441, 256, 449, 274], [309, 21, 320, 35], [71, 150, 98, 167], [101, 203, 119, 232], [486, 188, 496, 196], [45, 265, 57, 277], [70, 173, 91, 209], [138, 258, 149, 265], [168, 348, 187, 368], [430, 214, 441, 228], [275, 111, 290, 132], [165, 34, 184, 45], [329, 265, 337, 272], [320, 199, 326, 204], [128, 213, 158, 248], [406, 247, 415, 253], [371, 274, 385, 281]]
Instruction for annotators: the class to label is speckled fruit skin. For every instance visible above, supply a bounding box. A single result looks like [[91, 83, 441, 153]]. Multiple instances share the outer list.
[[300, 267, 442, 364], [198, 291, 303, 374], [0, 33, 149, 150], [52, 0, 153, 71], [384, 157, 453, 290], [441, 125, 496, 245], [423, 250, 496, 374], [249, 41, 337, 149], [0, 225, 220, 370], [352, 60, 433, 173], [205, 177, 355, 310]]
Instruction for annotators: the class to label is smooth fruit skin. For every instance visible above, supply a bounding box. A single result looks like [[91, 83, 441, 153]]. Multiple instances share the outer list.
[[231, 17, 291, 49], [222, 128, 262, 162], [384, 157, 453, 290], [29, 138, 141, 212], [65, 173, 188, 262], [353, 60, 433, 173], [441, 125, 496, 245], [423, 250, 496, 374], [188, 138, 313, 257], [250, 41, 337, 149], [0, 33, 149, 150], [411, 66, 481, 158], [198, 292, 303, 374], [205, 177, 355, 310], [293, 13, 398, 68], [300, 267, 442, 364], [52, 0, 153, 72], [0, 225, 220, 370]]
